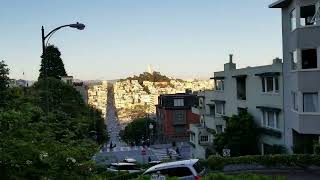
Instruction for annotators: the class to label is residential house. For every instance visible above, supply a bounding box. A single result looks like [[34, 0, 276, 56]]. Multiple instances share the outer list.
[[156, 93, 200, 143], [270, 0, 320, 153], [190, 55, 284, 159]]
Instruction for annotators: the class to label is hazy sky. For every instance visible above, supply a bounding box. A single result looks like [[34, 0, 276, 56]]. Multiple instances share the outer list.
[[1, 0, 282, 81]]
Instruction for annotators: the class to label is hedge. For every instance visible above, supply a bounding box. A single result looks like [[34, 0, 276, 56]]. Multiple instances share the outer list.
[[205, 154, 320, 170], [202, 173, 285, 180]]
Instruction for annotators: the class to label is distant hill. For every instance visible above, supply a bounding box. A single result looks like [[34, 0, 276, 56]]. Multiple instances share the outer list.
[[120, 71, 171, 85]]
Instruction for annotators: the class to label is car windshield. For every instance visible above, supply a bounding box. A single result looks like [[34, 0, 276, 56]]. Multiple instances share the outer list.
[[193, 161, 205, 174]]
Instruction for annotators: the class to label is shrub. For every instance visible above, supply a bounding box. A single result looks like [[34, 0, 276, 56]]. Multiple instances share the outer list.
[[203, 173, 285, 180], [206, 154, 320, 170], [314, 143, 320, 155]]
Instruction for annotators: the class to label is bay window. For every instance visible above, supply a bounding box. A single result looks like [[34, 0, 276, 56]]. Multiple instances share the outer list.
[[300, 5, 316, 26], [303, 93, 319, 112]]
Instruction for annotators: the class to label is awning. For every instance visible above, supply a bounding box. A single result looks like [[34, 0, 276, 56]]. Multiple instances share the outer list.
[[210, 76, 224, 80], [211, 100, 225, 104], [256, 106, 281, 112], [232, 75, 247, 78], [269, 0, 291, 8], [255, 72, 280, 77]]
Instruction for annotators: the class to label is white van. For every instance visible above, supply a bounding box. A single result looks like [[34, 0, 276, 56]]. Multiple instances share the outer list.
[[143, 159, 206, 180]]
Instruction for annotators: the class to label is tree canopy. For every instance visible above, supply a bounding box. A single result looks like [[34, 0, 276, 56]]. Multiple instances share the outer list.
[[0, 77, 108, 178], [120, 118, 155, 145], [122, 71, 171, 85], [0, 60, 10, 108], [214, 111, 260, 157], [39, 45, 67, 79]]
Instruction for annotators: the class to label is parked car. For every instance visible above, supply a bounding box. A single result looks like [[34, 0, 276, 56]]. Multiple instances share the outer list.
[[148, 160, 162, 166], [143, 159, 206, 180], [107, 162, 142, 173], [123, 158, 137, 163]]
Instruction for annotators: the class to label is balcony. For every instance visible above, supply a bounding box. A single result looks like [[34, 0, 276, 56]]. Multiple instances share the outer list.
[[296, 113, 320, 134]]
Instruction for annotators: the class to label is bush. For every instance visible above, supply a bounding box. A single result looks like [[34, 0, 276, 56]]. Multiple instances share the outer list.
[[203, 173, 285, 180], [206, 154, 320, 170], [314, 143, 320, 155]]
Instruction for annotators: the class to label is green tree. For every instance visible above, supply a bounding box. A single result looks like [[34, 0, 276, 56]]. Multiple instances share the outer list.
[[0, 60, 10, 108], [120, 118, 154, 144], [39, 45, 67, 79], [214, 111, 260, 156]]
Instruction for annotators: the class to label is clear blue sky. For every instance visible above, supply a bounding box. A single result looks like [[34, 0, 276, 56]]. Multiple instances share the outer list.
[[0, 0, 282, 80]]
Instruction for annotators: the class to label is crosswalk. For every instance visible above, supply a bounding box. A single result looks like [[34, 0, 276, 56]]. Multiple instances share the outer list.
[[151, 148, 179, 161]]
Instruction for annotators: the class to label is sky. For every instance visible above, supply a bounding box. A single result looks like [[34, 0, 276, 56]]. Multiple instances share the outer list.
[[0, 0, 282, 81]]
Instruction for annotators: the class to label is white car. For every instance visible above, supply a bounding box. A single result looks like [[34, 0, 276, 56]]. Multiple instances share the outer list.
[[123, 158, 137, 163], [107, 162, 141, 173], [143, 159, 206, 180]]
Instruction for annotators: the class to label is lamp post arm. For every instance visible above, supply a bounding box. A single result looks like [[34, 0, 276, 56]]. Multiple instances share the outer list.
[[44, 25, 70, 40]]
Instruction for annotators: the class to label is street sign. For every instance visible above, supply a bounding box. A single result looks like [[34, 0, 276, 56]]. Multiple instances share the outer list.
[[223, 149, 231, 157]]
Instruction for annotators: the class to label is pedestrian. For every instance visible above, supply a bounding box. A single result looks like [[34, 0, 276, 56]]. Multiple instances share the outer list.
[[166, 148, 169, 156], [148, 156, 151, 162], [109, 141, 113, 149]]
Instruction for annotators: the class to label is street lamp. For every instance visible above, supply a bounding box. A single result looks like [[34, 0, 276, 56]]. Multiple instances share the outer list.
[[41, 22, 85, 54], [41, 22, 85, 115]]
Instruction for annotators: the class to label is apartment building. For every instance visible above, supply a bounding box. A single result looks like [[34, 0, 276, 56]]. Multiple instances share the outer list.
[[270, 0, 320, 153], [156, 93, 200, 143], [190, 55, 284, 159]]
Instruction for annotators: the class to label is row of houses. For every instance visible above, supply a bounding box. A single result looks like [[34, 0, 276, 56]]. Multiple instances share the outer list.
[[155, 0, 320, 159]]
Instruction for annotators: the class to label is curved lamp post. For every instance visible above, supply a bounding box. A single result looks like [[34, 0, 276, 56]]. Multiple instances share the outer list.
[[41, 22, 85, 115], [41, 22, 85, 54]]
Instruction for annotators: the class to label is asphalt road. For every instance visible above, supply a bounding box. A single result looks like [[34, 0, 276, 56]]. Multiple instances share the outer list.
[[106, 87, 126, 148]]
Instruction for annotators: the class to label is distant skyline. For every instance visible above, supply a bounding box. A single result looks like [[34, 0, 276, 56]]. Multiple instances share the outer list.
[[1, 0, 282, 81]]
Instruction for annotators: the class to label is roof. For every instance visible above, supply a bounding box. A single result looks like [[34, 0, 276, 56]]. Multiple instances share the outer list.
[[255, 72, 281, 77], [210, 76, 224, 80], [269, 0, 292, 8], [145, 159, 198, 173]]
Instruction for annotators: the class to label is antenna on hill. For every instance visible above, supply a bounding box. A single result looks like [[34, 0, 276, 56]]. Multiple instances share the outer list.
[[147, 64, 153, 74]]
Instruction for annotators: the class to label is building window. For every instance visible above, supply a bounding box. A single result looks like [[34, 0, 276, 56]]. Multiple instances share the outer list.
[[300, 5, 316, 26], [291, 50, 298, 70], [200, 136, 209, 142], [262, 76, 279, 93], [209, 105, 215, 116], [215, 79, 224, 91], [173, 110, 186, 125], [236, 77, 246, 100], [301, 49, 317, 69], [261, 110, 280, 129], [303, 93, 319, 112], [174, 99, 184, 107], [292, 92, 298, 111], [215, 103, 225, 115], [290, 8, 297, 30]]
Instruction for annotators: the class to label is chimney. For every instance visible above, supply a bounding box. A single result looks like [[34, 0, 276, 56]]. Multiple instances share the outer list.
[[229, 54, 233, 63]]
